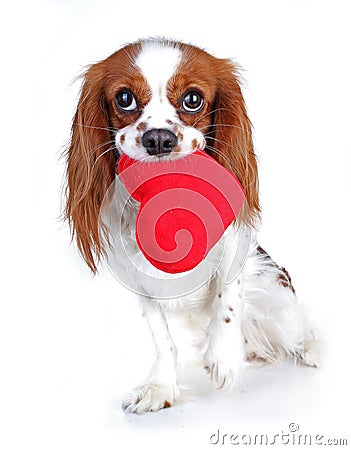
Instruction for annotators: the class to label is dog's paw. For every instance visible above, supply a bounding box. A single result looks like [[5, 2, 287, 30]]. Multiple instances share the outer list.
[[203, 336, 243, 390], [204, 359, 239, 390], [122, 383, 177, 414], [299, 338, 323, 368]]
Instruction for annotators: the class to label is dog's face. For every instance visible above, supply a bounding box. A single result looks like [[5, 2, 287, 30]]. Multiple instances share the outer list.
[[65, 39, 259, 271], [104, 41, 220, 162]]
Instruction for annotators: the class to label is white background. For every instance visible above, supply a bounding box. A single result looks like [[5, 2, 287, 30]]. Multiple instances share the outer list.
[[1, 0, 350, 448]]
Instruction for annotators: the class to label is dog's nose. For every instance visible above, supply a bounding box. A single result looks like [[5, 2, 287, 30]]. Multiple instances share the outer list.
[[142, 129, 178, 156]]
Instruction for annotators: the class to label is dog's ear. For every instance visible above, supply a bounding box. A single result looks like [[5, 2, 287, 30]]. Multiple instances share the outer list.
[[65, 64, 116, 273], [209, 59, 260, 225]]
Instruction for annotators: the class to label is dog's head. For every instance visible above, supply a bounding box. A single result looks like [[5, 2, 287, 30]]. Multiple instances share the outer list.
[[65, 38, 259, 272]]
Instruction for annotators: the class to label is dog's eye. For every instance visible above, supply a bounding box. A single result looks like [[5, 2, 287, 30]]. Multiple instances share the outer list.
[[115, 90, 138, 112], [182, 91, 204, 113]]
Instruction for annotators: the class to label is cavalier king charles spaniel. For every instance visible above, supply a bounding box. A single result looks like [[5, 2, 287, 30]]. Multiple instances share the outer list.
[[64, 38, 319, 414]]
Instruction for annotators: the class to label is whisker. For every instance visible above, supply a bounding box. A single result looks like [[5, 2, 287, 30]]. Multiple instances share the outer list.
[[193, 104, 240, 127], [192, 107, 228, 127], [200, 123, 248, 133], [205, 144, 235, 171], [205, 144, 255, 188], [92, 145, 114, 169], [73, 122, 116, 133], [89, 140, 115, 156], [68, 140, 114, 169], [207, 144, 257, 189], [205, 136, 242, 153], [71, 140, 114, 164]]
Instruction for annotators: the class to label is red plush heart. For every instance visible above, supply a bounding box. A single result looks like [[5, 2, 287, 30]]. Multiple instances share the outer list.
[[118, 150, 245, 273]]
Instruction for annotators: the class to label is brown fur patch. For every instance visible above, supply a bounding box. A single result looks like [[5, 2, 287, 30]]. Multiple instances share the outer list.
[[120, 134, 125, 143], [256, 246, 296, 294], [246, 352, 267, 363], [192, 138, 199, 150], [256, 245, 268, 257], [277, 267, 296, 293], [224, 317, 231, 323], [163, 400, 171, 408], [136, 122, 147, 132], [135, 136, 141, 146]]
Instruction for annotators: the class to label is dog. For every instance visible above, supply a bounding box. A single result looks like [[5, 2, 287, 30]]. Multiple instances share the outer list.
[[64, 38, 319, 414]]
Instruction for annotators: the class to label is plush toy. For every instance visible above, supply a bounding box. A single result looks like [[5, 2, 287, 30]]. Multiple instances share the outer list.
[[118, 150, 245, 273]]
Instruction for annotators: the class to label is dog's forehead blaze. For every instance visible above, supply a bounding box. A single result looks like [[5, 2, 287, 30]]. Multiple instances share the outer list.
[[135, 42, 182, 99]]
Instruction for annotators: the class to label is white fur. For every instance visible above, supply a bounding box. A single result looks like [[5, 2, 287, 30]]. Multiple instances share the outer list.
[[135, 40, 181, 127], [100, 40, 320, 414]]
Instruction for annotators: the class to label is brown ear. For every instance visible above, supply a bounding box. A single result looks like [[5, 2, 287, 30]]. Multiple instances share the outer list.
[[208, 59, 260, 225], [64, 64, 116, 273]]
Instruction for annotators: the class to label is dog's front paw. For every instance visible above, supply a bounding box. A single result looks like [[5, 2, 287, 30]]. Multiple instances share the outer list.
[[204, 358, 239, 390], [122, 383, 178, 414], [203, 337, 243, 390]]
